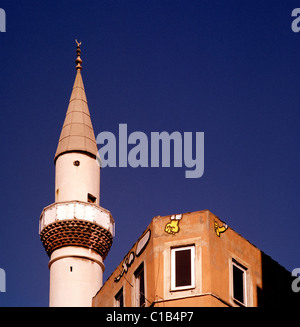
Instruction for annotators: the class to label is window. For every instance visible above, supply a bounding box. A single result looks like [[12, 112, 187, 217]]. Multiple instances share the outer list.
[[87, 193, 96, 203], [232, 260, 247, 306], [134, 263, 145, 307], [171, 245, 195, 291], [115, 288, 124, 307]]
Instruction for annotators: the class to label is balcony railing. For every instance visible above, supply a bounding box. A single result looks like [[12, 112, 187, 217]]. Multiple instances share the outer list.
[[39, 201, 115, 236]]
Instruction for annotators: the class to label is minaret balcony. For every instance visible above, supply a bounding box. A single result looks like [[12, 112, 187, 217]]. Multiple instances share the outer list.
[[39, 201, 115, 237]]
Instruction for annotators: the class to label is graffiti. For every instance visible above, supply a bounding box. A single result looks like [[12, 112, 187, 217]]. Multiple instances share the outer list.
[[114, 251, 135, 282], [214, 220, 228, 237], [114, 229, 151, 282], [136, 229, 151, 257], [165, 214, 182, 235]]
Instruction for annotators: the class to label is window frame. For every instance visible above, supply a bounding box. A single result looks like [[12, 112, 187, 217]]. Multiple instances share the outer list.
[[134, 262, 146, 307], [114, 287, 124, 307], [170, 245, 195, 291], [87, 193, 96, 203], [231, 259, 247, 306]]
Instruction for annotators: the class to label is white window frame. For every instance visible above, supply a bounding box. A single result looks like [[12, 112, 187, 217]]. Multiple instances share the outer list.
[[231, 260, 247, 306], [171, 245, 195, 291]]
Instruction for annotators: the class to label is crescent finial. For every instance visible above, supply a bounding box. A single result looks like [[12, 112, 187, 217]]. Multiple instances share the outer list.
[[75, 39, 83, 70], [75, 39, 82, 47]]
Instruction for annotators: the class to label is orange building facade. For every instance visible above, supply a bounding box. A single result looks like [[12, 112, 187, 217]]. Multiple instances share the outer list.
[[93, 210, 297, 307]]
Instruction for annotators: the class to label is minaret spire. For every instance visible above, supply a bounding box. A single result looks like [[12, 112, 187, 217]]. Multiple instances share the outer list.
[[54, 41, 98, 163]]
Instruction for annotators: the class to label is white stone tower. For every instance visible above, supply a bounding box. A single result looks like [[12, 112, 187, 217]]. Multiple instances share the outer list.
[[39, 41, 114, 307]]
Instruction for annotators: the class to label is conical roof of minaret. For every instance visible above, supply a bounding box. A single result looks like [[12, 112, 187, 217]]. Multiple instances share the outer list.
[[54, 41, 98, 163]]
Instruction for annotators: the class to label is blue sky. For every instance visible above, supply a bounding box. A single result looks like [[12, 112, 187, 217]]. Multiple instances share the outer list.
[[0, 0, 299, 306]]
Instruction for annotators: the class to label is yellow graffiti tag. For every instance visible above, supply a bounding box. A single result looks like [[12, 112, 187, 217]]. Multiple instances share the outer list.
[[165, 214, 182, 235], [214, 220, 228, 237]]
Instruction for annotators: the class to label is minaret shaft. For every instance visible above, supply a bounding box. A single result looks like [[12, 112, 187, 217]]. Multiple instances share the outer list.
[[55, 152, 100, 205], [49, 247, 103, 307]]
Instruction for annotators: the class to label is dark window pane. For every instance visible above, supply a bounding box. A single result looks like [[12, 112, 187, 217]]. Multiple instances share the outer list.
[[87, 193, 96, 203], [175, 249, 191, 287], [135, 263, 145, 307], [233, 264, 244, 303], [119, 294, 123, 307], [139, 269, 145, 307], [115, 288, 124, 307]]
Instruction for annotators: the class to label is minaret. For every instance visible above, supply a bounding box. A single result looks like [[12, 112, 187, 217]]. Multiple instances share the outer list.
[[39, 41, 114, 307]]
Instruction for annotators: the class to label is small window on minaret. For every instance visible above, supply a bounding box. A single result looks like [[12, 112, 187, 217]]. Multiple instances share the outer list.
[[88, 193, 96, 203], [70, 266, 73, 272]]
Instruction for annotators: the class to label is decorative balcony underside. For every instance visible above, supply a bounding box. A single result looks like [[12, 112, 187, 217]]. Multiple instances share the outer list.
[[40, 219, 113, 258]]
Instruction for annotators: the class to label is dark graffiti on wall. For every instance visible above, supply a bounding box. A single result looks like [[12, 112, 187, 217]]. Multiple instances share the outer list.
[[114, 229, 151, 282]]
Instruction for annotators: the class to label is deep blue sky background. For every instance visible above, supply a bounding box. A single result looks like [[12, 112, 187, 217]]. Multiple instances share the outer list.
[[0, 0, 299, 306]]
